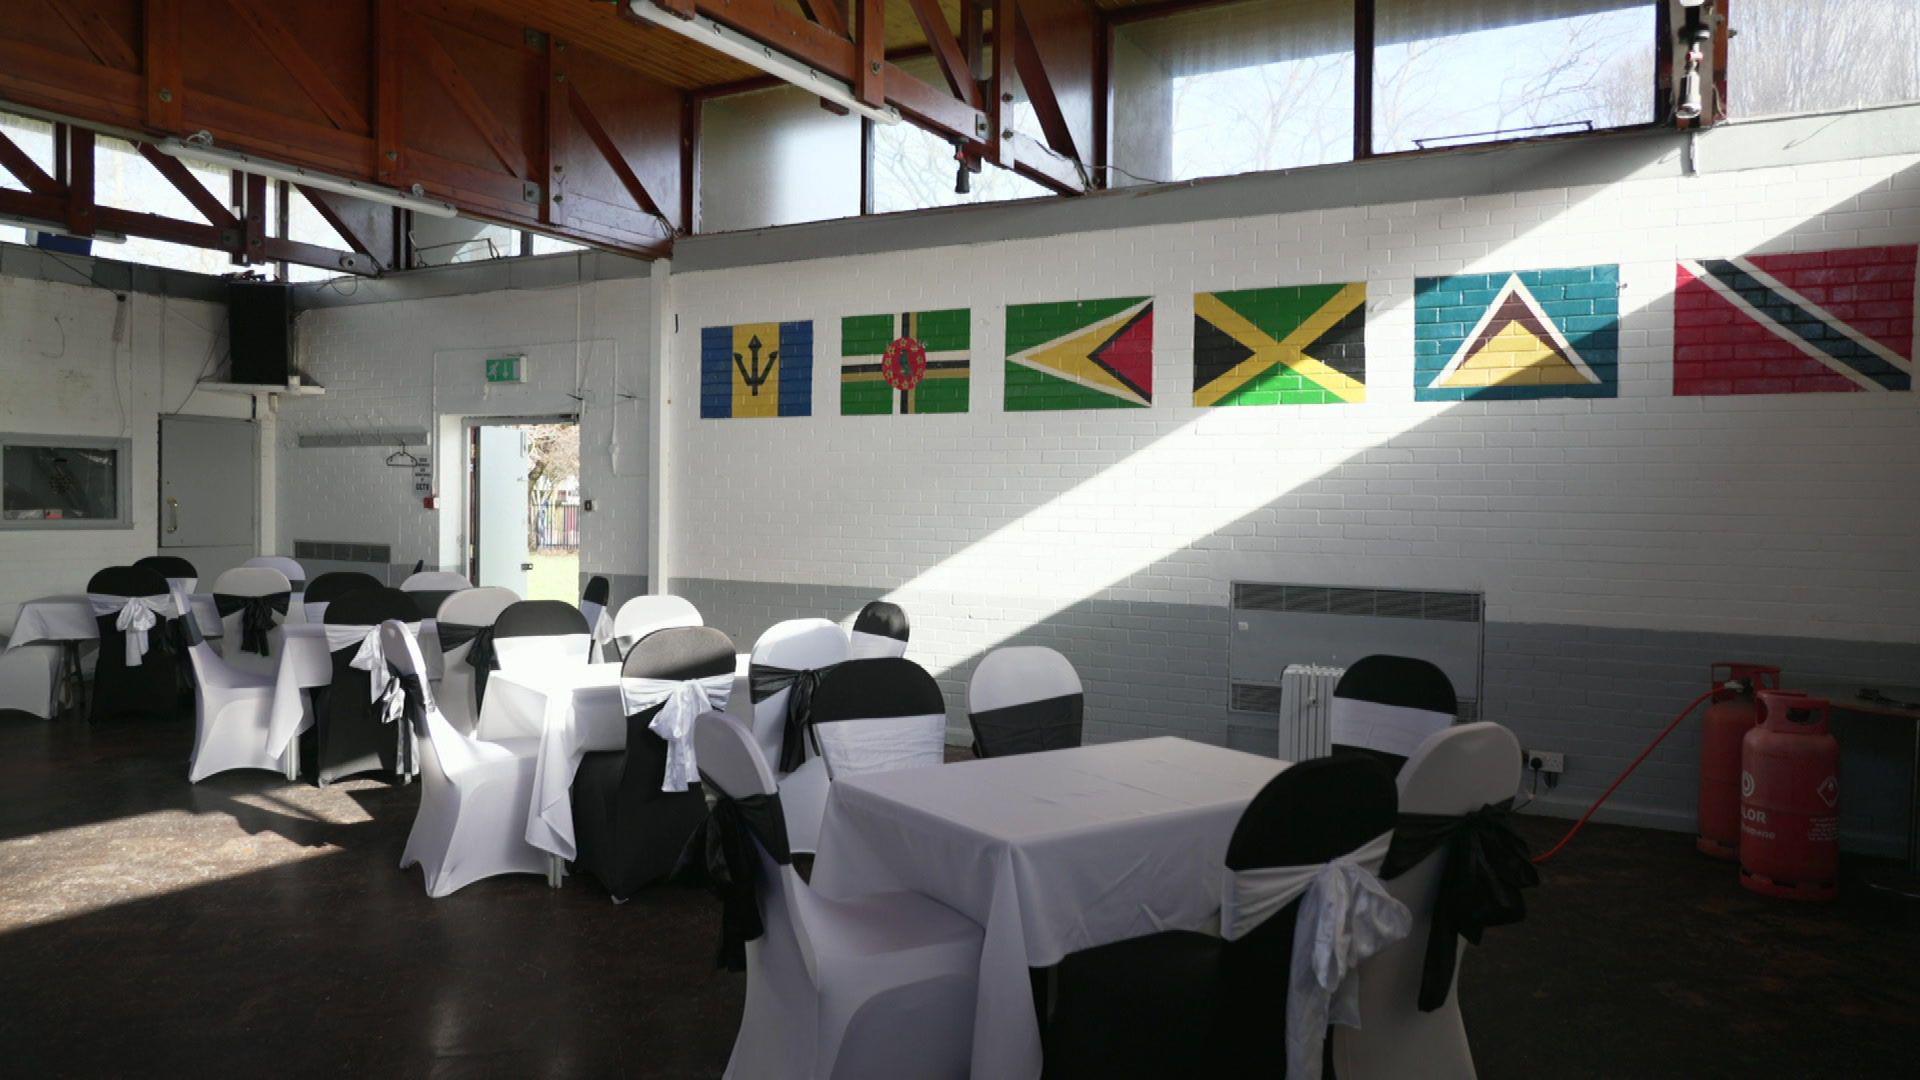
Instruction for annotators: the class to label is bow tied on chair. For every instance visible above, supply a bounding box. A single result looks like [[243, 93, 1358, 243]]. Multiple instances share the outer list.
[[87, 593, 174, 667], [437, 622, 500, 705], [213, 591, 290, 656], [1380, 799, 1540, 1012], [749, 663, 840, 773], [375, 671, 428, 779], [676, 786, 792, 972], [1220, 831, 1411, 1080], [620, 674, 736, 792]]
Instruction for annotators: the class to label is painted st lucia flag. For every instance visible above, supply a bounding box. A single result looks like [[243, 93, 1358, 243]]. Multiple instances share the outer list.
[[700, 321, 813, 418], [841, 309, 971, 415], [1414, 266, 1619, 401], [1193, 283, 1366, 406], [1005, 297, 1154, 411], [1675, 245, 1914, 395]]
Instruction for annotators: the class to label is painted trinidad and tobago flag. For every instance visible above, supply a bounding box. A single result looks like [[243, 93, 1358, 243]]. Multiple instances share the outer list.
[[1674, 246, 1916, 395]]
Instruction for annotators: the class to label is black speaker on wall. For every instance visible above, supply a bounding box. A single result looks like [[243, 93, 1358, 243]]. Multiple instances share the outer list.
[[228, 281, 293, 385]]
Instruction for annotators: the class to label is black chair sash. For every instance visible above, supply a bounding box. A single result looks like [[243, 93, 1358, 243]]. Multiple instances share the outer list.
[[1380, 799, 1539, 1012], [677, 788, 792, 972], [377, 672, 425, 778], [437, 622, 499, 705], [213, 591, 290, 656], [749, 663, 840, 773], [970, 693, 1084, 758]]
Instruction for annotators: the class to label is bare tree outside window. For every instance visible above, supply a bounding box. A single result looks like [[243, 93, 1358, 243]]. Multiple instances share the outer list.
[[1729, 0, 1920, 118]]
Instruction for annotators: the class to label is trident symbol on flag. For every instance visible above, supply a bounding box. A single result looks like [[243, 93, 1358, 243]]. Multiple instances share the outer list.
[[735, 334, 779, 396]]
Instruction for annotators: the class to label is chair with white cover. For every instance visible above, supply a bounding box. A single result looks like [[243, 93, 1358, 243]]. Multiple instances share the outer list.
[[209, 567, 293, 679], [492, 600, 592, 677], [611, 594, 702, 659], [400, 570, 472, 621], [0, 629, 62, 718], [243, 555, 307, 593], [183, 620, 284, 782], [569, 625, 735, 900], [1330, 655, 1459, 776], [1049, 754, 1405, 1078], [385, 619, 548, 898], [303, 570, 383, 626], [693, 710, 983, 1080], [966, 646, 1083, 758], [744, 619, 847, 775], [781, 656, 947, 854], [433, 586, 519, 735], [1332, 722, 1527, 1080], [86, 565, 180, 723], [318, 587, 422, 785], [846, 600, 908, 659]]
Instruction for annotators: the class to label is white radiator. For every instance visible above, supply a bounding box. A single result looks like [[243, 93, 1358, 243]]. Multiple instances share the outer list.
[[1279, 664, 1346, 761]]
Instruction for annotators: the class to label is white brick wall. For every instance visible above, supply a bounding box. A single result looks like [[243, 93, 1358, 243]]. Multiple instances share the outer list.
[[276, 278, 651, 580], [0, 276, 248, 630], [664, 151, 1920, 648]]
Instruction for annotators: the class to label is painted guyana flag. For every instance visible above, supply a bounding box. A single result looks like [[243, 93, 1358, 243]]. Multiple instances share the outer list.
[[841, 309, 970, 415], [1193, 283, 1367, 406], [1005, 296, 1154, 411]]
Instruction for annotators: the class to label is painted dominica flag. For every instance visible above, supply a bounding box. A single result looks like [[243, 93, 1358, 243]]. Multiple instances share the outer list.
[[1005, 296, 1154, 411], [841, 309, 970, 414], [1193, 283, 1367, 406]]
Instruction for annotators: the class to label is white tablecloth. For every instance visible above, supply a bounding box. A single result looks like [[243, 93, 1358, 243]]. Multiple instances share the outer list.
[[474, 663, 626, 860], [5, 593, 223, 649], [265, 620, 441, 758], [810, 736, 1289, 1080]]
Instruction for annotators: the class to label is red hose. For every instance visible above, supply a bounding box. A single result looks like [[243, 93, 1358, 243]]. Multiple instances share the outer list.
[[1531, 688, 1715, 864]]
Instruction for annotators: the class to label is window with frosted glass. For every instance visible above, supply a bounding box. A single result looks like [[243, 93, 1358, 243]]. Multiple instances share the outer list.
[[1729, 0, 1920, 118], [1373, 0, 1655, 153], [1114, 0, 1354, 186], [700, 85, 861, 232]]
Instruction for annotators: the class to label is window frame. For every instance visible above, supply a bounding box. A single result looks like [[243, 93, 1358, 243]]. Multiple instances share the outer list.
[[0, 432, 134, 531]]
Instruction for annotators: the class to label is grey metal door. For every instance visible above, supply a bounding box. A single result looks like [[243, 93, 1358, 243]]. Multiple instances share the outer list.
[[159, 416, 257, 571]]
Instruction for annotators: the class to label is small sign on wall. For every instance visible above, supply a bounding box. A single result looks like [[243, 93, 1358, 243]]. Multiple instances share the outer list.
[[412, 459, 432, 495], [485, 354, 527, 384]]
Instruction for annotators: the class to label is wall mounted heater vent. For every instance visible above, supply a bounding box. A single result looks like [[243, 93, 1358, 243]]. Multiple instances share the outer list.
[[1229, 583, 1485, 737]]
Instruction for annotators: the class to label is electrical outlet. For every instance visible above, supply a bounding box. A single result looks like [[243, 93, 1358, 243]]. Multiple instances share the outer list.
[[1526, 750, 1565, 775]]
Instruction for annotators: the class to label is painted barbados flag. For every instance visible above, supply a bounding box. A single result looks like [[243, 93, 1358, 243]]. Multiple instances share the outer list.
[[1005, 296, 1154, 411], [1675, 246, 1915, 395], [841, 309, 970, 415], [1193, 283, 1366, 406], [701, 321, 813, 418]]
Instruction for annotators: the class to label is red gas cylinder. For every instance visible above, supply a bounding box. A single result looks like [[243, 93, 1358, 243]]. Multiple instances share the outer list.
[[1697, 663, 1782, 860], [1739, 691, 1840, 901]]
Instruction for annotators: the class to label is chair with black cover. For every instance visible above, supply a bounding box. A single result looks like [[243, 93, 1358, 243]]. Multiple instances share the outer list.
[[1047, 754, 1402, 1079], [781, 656, 947, 855], [303, 570, 383, 626], [492, 600, 592, 677], [434, 586, 519, 735], [967, 646, 1083, 758], [1330, 655, 1458, 776], [569, 625, 736, 901], [317, 587, 421, 785], [579, 575, 614, 659], [1332, 722, 1527, 1080], [209, 566, 292, 679], [135, 554, 200, 695], [85, 565, 179, 723], [846, 600, 909, 659], [400, 570, 472, 621]]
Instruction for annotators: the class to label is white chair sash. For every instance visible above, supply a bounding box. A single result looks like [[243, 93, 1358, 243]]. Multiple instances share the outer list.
[[165, 578, 196, 618], [1219, 831, 1409, 1080], [812, 712, 946, 780], [619, 673, 735, 792], [847, 629, 908, 660], [1332, 700, 1454, 759], [87, 593, 171, 666], [326, 622, 423, 703], [582, 601, 614, 651]]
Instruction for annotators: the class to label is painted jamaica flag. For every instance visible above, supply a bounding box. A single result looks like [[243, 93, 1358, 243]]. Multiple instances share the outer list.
[[1005, 296, 1154, 411], [1193, 283, 1367, 406], [841, 309, 971, 415]]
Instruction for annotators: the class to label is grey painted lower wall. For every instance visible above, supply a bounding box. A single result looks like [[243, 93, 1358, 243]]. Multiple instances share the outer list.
[[673, 575, 1918, 856]]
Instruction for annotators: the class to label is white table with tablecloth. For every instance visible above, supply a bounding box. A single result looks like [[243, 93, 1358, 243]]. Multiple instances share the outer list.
[[264, 620, 440, 779], [808, 736, 1290, 1080], [473, 662, 627, 865], [6, 592, 224, 648]]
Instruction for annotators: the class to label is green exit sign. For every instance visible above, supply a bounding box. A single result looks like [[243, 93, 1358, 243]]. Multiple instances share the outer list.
[[485, 355, 526, 384]]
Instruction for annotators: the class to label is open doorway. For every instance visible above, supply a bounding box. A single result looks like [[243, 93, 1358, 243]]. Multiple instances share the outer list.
[[468, 419, 580, 603]]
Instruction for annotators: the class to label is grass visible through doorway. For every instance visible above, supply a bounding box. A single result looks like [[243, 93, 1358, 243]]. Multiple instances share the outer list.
[[527, 550, 578, 604]]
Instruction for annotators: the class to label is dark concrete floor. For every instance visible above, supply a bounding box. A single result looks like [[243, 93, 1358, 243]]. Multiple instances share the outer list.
[[2, 710, 1917, 1078]]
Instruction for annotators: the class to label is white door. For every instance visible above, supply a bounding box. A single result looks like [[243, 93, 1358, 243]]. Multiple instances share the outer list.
[[159, 415, 257, 580], [475, 425, 530, 596]]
